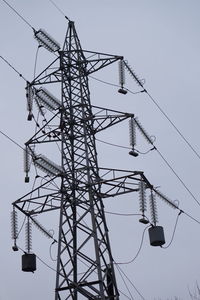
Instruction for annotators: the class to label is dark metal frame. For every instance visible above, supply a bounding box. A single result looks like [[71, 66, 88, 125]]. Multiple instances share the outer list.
[[13, 21, 155, 300]]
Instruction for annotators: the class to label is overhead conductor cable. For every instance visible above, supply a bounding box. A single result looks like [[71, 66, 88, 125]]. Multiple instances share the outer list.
[[2, 0, 60, 53]]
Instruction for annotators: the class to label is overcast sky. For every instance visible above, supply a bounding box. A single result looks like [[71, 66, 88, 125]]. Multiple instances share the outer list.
[[0, 1, 200, 299]]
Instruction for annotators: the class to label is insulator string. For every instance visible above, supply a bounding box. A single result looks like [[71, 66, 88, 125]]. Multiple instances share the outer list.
[[129, 117, 136, 148], [149, 191, 158, 226], [31, 216, 55, 240], [119, 60, 126, 87], [134, 117, 154, 145], [25, 217, 32, 253], [11, 208, 18, 240], [139, 181, 147, 215]]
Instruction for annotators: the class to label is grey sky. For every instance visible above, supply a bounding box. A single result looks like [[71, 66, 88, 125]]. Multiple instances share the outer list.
[[0, 1, 200, 299]]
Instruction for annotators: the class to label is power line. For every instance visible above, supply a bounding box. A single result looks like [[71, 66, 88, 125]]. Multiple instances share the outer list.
[[0, 129, 24, 150], [1, 0, 34, 30], [183, 211, 200, 226], [47, 0, 70, 21], [115, 263, 146, 300], [145, 90, 200, 161], [115, 225, 150, 265], [0, 55, 27, 81], [92, 74, 200, 205], [89, 75, 142, 95], [33, 45, 41, 78], [96, 138, 154, 154], [104, 211, 143, 217], [115, 263, 135, 300], [161, 211, 181, 249], [96, 138, 131, 150], [156, 148, 200, 207], [123, 61, 200, 164], [97, 135, 200, 208]]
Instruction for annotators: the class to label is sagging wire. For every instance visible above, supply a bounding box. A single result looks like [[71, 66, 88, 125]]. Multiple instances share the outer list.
[[96, 138, 153, 155], [89, 75, 142, 95], [47, 0, 70, 21], [156, 148, 200, 208], [97, 132, 200, 208], [2, 0, 60, 54], [115, 225, 150, 265], [129, 114, 200, 208], [121, 61, 200, 207], [115, 263, 146, 300], [183, 211, 200, 226], [1, 0, 34, 30], [0, 129, 24, 150], [123, 59, 200, 173], [0, 55, 27, 81], [161, 211, 182, 249], [145, 90, 200, 162], [33, 45, 42, 79], [115, 263, 135, 300], [76, 250, 133, 300], [1, 117, 200, 212], [49, 240, 57, 261], [104, 211, 146, 218]]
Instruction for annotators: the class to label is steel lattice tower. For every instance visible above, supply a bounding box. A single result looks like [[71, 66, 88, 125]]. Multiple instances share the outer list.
[[13, 21, 156, 299]]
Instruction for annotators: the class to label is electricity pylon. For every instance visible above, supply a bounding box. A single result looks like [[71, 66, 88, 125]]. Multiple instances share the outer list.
[[12, 20, 167, 299]]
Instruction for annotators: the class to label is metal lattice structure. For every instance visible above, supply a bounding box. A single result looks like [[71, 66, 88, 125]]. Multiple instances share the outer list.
[[13, 21, 164, 300]]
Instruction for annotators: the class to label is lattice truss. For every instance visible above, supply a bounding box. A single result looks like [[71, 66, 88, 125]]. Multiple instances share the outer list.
[[12, 21, 178, 300]]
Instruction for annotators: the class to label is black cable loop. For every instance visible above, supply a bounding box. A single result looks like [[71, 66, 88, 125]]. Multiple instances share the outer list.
[[115, 225, 150, 265], [161, 211, 182, 249]]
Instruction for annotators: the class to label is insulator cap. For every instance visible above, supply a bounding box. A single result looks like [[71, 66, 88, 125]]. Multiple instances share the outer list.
[[129, 150, 139, 157], [148, 226, 165, 247], [27, 113, 33, 121], [25, 176, 30, 183], [12, 245, 19, 251], [139, 217, 149, 224], [118, 88, 127, 95]]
